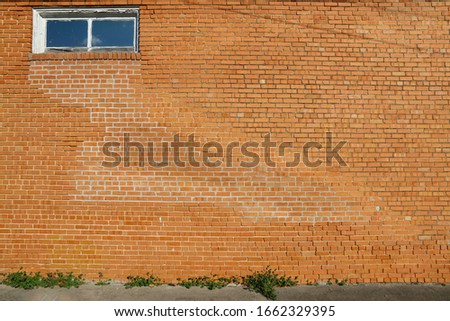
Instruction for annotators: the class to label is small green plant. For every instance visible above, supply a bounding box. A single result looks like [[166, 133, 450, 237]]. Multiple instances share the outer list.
[[242, 267, 297, 300], [50, 272, 85, 289], [124, 273, 161, 289], [1, 269, 43, 289], [177, 275, 239, 290], [306, 280, 319, 286], [95, 272, 111, 286], [1, 268, 84, 289]]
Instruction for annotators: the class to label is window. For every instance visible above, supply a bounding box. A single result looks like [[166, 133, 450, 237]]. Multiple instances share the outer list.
[[32, 7, 139, 53]]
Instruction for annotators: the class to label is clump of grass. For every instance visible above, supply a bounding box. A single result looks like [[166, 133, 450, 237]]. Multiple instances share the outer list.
[[124, 273, 161, 289], [242, 267, 297, 300], [95, 272, 111, 286], [1, 268, 84, 289], [177, 275, 239, 290]]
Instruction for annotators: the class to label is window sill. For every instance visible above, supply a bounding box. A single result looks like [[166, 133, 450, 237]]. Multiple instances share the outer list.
[[29, 52, 141, 61]]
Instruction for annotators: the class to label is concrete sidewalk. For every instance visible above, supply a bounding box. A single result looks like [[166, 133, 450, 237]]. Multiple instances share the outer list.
[[0, 283, 448, 301]]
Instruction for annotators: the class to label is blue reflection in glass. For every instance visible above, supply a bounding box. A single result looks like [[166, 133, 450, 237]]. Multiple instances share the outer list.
[[47, 20, 88, 47], [92, 20, 134, 47]]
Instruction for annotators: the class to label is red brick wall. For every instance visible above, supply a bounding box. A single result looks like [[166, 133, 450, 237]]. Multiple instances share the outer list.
[[0, 0, 449, 283]]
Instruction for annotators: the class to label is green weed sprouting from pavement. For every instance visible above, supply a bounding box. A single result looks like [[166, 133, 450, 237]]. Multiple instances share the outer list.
[[124, 273, 162, 288], [95, 272, 111, 286], [177, 275, 239, 290], [1, 268, 84, 289], [241, 267, 297, 300]]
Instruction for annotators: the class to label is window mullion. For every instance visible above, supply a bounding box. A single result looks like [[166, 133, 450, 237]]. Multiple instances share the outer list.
[[87, 18, 92, 50]]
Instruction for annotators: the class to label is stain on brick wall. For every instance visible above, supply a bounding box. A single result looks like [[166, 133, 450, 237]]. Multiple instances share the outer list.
[[0, 0, 449, 283]]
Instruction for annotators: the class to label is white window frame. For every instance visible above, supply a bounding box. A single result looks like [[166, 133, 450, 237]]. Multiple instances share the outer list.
[[32, 7, 139, 53]]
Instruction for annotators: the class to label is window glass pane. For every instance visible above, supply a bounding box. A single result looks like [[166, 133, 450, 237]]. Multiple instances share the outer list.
[[47, 20, 88, 47], [92, 20, 134, 47]]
